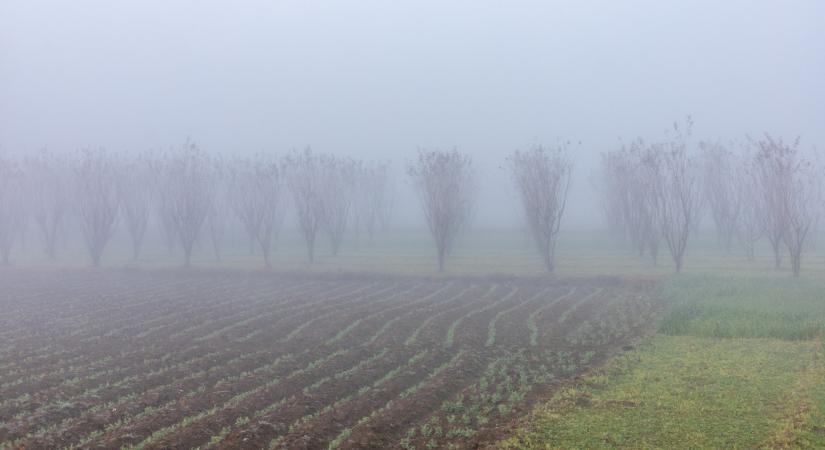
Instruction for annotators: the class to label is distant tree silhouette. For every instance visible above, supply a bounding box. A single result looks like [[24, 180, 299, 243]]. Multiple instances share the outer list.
[[74, 149, 120, 267], [408, 149, 475, 272], [507, 143, 573, 272]]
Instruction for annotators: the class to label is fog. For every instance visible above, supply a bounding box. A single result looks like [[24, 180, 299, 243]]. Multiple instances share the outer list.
[[4, 5, 825, 448], [2, 0, 823, 228]]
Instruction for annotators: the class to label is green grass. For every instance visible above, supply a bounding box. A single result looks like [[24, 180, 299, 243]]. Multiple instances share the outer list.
[[501, 335, 825, 449], [797, 371, 825, 448], [502, 274, 825, 449], [659, 275, 825, 340]]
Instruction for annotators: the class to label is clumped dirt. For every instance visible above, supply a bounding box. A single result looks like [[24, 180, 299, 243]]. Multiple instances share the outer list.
[[0, 269, 660, 450]]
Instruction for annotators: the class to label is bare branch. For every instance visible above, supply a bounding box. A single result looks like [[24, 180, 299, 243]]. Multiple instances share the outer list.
[[284, 148, 324, 263], [407, 149, 475, 272], [74, 149, 120, 267], [24, 149, 69, 259], [507, 143, 573, 272], [230, 154, 286, 267], [117, 153, 153, 261], [159, 141, 215, 268]]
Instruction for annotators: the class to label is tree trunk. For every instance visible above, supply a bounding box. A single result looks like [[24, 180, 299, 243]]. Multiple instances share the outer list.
[[769, 238, 783, 269], [543, 241, 556, 273], [46, 239, 57, 260], [306, 238, 315, 263], [791, 252, 801, 277], [744, 243, 755, 262], [261, 240, 272, 268]]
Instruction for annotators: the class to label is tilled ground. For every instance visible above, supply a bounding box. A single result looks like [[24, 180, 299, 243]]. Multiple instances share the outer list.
[[0, 269, 660, 450]]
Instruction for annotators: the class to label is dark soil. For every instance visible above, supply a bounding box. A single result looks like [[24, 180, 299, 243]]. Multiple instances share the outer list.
[[0, 269, 660, 450]]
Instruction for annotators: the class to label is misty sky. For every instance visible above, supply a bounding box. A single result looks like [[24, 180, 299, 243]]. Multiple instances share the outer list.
[[2, 1, 823, 227]]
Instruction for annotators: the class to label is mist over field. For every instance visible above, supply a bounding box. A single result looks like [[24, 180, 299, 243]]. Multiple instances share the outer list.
[[2, 2, 825, 450], [3, 1, 823, 229]]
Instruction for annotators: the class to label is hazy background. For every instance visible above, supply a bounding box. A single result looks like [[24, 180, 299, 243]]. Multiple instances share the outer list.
[[2, 0, 823, 228]]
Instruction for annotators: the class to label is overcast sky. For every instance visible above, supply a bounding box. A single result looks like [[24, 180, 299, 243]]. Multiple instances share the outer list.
[[2, 1, 823, 227]]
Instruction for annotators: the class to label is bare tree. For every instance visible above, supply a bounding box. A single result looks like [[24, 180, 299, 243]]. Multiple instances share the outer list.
[[0, 157, 27, 265], [285, 148, 324, 263], [507, 143, 573, 272], [407, 149, 475, 272], [230, 155, 286, 267], [230, 158, 261, 256], [376, 175, 395, 236], [74, 149, 120, 267], [354, 160, 393, 244], [653, 118, 703, 273], [754, 135, 820, 276], [596, 151, 629, 242], [160, 141, 215, 268], [784, 163, 820, 277], [700, 141, 740, 253], [320, 155, 357, 255], [734, 149, 764, 261], [147, 156, 178, 256], [634, 143, 665, 265], [351, 160, 367, 246], [754, 135, 792, 269], [25, 150, 69, 259], [117, 154, 153, 261], [600, 141, 662, 264], [207, 158, 230, 261]]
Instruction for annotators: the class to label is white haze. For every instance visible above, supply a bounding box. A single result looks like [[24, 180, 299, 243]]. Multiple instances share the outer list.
[[1, 0, 823, 228]]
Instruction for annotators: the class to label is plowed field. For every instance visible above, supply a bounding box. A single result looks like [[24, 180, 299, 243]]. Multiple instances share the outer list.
[[0, 269, 659, 449]]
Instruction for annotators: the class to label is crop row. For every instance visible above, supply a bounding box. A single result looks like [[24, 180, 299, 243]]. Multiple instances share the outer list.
[[0, 271, 657, 449]]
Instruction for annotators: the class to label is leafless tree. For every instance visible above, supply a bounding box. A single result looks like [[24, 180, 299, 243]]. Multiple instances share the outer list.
[[159, 141, 215, 268], [376, 178, 395, 236], [147, 156, 178, 256], [734, 149, 764, 261], [230, 155, 286, 267], [0, 157, 27, 265], [596, 151, 629, 242], [784, 165, 820, 277], [600, 141, 662, 264], [700, 141, 740, 253], [407, 149, 475, 272], [285, 148, 324, 263], [634, 143, 665, 265], [117, 154, 153, 261], [754, 135, 792, 269], [353, 160, 393, 244], [207, 158, 230, 261], [320, 155, 357, 255], [74, 149, 120, 267], [653, 118, 703, 273], [25, 150, 69, 259], [754, 135, 820, 276], [507, 143, 573, 272]]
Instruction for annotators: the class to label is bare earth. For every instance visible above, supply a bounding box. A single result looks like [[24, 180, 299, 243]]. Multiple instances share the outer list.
[[0, 269, 660, 450]]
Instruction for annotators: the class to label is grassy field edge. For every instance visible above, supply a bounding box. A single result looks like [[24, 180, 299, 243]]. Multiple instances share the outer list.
[[499, 274, 825, 449], [499, 335, 825, 449]]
